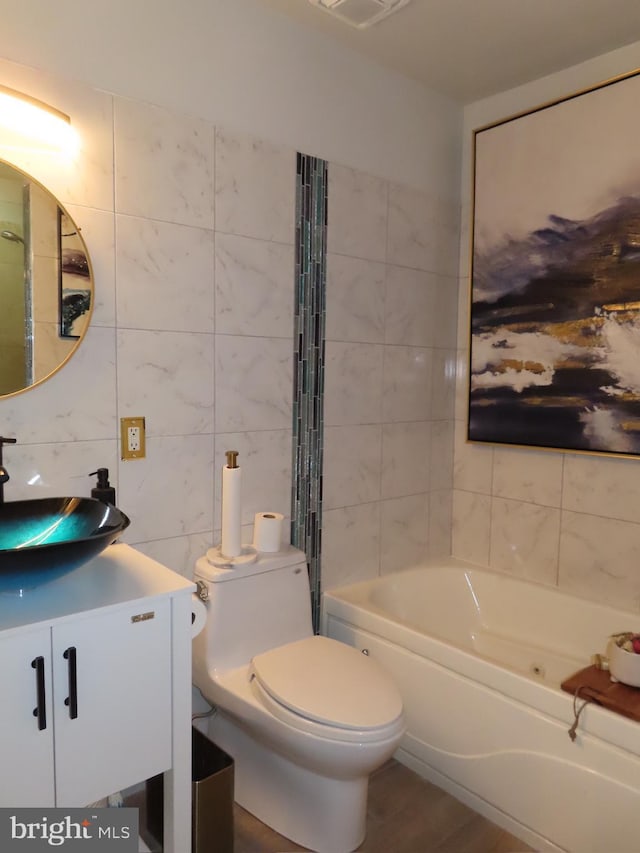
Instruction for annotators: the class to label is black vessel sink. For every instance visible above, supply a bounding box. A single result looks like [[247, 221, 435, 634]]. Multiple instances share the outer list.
[[0, 497, 130, 590]]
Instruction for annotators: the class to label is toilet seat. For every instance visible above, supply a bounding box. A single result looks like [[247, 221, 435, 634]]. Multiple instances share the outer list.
[[249, 636, 404, 742]]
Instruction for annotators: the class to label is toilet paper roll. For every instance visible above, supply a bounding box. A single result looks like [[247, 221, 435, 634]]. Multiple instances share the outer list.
[[191, 593, 207, 638], [221, 463, 242, 558], [253, 511, 284, 553]]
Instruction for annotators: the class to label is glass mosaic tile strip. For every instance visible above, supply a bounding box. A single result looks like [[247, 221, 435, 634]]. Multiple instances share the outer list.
[[292, 153, 327, 633]]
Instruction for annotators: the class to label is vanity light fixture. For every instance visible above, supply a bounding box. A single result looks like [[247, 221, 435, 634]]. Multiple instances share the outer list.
[[0, 85, 79, 155]]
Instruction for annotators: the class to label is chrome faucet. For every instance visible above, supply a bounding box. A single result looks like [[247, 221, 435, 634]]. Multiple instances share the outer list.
[[0, 436, 17, 504]]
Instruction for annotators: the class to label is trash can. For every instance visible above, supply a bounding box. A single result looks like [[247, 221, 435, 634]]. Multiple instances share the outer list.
[[146, 726, 234, 853]]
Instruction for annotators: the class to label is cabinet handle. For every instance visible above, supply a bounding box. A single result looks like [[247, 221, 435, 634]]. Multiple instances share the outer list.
[[31, 656, 47, 731], [63, 646, 78, 719]]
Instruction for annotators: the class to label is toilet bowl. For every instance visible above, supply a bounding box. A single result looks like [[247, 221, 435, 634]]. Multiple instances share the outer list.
[[192, 545, 405, 852]]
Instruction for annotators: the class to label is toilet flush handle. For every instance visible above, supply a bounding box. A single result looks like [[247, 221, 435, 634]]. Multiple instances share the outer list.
[[361, 648, 369, 656], [196, 580, 209, 602]]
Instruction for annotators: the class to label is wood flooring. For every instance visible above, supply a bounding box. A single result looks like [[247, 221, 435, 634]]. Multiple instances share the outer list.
[[233, 758, 534, 853]]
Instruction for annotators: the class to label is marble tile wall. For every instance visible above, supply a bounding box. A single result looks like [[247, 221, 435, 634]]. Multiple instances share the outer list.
[[0, 58, 295, 578], [4, 54, 633, 618], [321, 164, 460, 590], [0, 56, 461, 591], [452, 392, 640, 612], [453, 128, 640, 614]]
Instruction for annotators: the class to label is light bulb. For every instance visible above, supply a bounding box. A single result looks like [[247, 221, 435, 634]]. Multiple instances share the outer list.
[[0, 86, 79, 156]]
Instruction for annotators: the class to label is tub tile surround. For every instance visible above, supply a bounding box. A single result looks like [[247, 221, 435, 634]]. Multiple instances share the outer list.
[[452, 52, 640, 613], [381, 422, 431, 500], [489, 497, 560, 585], [382, 345, 434, 423], [326, 253, 386, 344], [322, 161, 460, 587], [451, 490, 491, 566], [380, 493, 430, 575], [322, 502, 382, 591], [383, 265, 437, 347], [324, 424, 382, 509], [387, 184, 458, 276], [324, 341, 385, 427], [492, 445, 563, 508], [327, 164, 388, 262], [453, 405, 640, 609], [430, 420, 455, 492], [558, 511, 640, 610]]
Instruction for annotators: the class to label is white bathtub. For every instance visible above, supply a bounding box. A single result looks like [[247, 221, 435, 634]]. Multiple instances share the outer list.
[[322, 558, 640, 853]]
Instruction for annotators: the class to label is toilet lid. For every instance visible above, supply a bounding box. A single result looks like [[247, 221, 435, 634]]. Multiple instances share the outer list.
[[250, 636, 403, 730]]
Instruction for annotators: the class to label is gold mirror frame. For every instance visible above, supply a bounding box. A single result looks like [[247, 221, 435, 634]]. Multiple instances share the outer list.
[[0, 158, 94, 398]]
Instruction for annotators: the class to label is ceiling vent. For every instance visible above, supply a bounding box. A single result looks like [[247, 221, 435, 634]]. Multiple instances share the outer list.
[[307, 0, 413, 29]]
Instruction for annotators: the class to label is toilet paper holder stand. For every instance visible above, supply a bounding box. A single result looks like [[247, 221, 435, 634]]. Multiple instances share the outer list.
[[195, 579, 209, 602]]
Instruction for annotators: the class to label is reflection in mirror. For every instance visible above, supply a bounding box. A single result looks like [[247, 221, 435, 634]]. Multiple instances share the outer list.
[[0, 160, 93, 397], [59, 211, 91, 339]]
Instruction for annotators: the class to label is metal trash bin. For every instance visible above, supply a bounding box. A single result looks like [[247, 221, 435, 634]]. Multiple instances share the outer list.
[[146, 726, 234, 853]]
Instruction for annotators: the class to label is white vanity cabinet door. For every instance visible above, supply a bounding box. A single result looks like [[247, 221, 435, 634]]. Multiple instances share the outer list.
[[52, 599, 173, 806], [0, 625, 55, 807]]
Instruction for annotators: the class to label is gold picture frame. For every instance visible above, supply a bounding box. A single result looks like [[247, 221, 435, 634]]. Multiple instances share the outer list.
[[468, 69, 640, 458]]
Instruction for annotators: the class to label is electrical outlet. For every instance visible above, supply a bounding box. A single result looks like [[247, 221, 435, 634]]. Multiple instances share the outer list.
[[120, 417, 146, 460], [127, 426, 141, 451]]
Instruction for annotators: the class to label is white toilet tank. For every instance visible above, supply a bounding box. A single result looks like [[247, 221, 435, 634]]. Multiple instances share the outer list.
[[193, 545, 313, 674]]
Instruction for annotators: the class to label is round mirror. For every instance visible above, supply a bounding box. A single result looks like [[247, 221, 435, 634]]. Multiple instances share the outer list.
[[0, 158, 93, 398]]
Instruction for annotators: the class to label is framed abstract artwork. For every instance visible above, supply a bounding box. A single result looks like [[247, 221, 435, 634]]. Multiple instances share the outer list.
[[468, 69, 640, 457]]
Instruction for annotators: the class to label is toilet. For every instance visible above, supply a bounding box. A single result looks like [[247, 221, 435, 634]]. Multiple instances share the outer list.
[[192, 544, 405, 852]]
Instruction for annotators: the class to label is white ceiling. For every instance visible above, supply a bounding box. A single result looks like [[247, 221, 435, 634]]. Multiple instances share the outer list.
[[258, 0, 640, 103]]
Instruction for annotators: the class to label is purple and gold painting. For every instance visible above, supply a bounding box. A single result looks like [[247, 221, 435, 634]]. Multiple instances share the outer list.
[[468, 70, 640, 457]]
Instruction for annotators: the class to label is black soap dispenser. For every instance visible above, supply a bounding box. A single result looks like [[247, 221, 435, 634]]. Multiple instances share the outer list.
[[90, 468, 116, 505]]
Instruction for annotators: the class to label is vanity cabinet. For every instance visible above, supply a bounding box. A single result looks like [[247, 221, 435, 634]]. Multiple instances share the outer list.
[[0, 602, 171, 807], [0, 544, 195, 853], [51, 600, 171, 805], [0, 624, 54, 806]]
